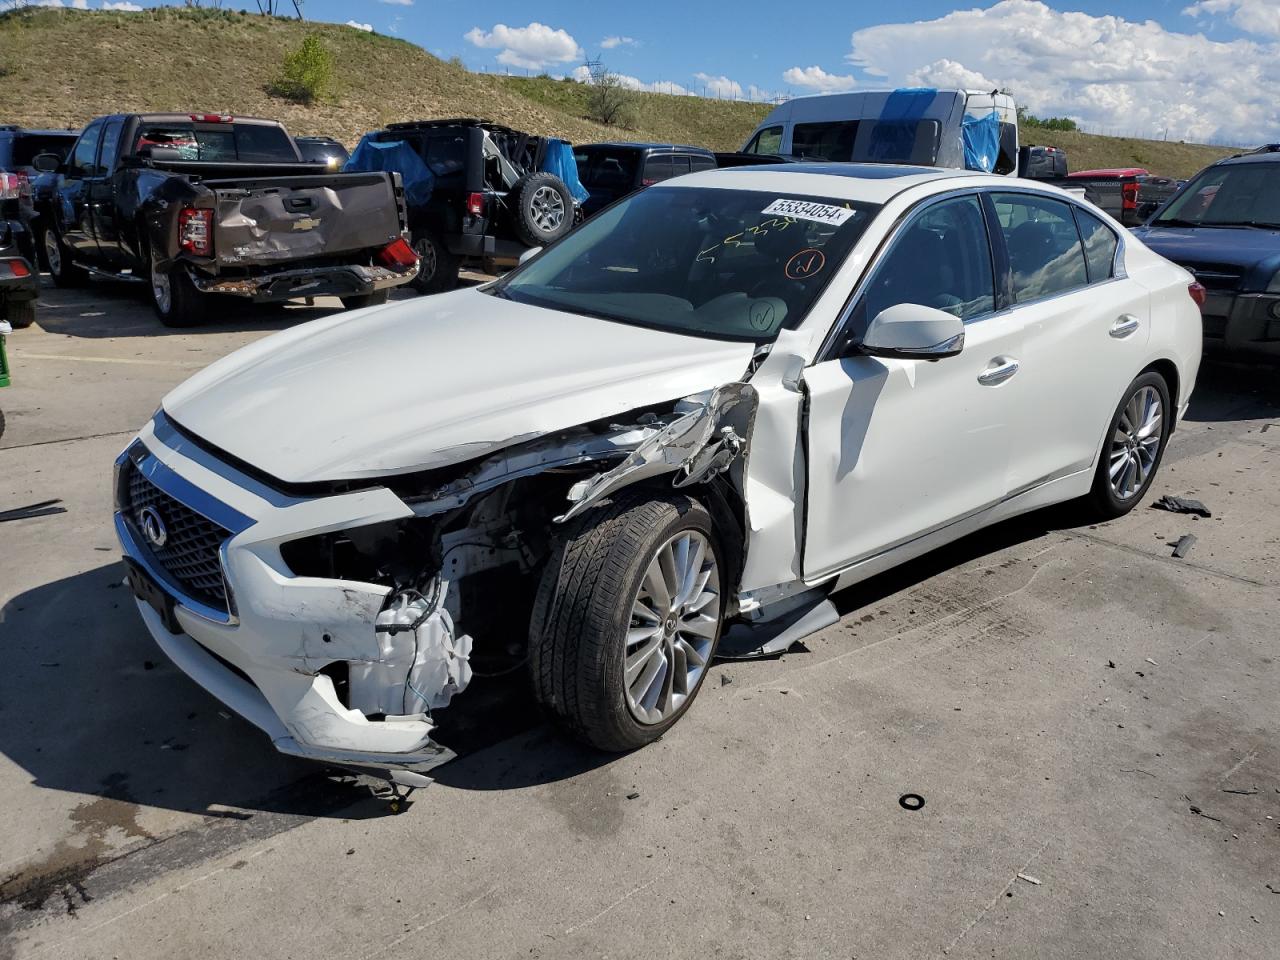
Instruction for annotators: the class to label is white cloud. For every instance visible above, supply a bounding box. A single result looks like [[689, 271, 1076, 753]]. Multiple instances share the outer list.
[[1184, 0, 1280, 38], [600, 35, 637, 49], [693, 72, 743, 98], [782, 65, 857, 92], [102, 1, 141, 8], [465, 21, 582, 70], [345, 19, 373, 32], [570, 64, 691, 96], [842, 0, 1280, 143], [379, 0, 413, 5]]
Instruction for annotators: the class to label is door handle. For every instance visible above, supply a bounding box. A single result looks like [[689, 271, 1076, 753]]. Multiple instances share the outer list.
[[1109, 314, 1141, 338], [977, 356, 1020, 386]]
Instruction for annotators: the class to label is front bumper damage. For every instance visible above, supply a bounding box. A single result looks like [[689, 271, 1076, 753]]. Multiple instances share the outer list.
[[115, 385, 758, 782]]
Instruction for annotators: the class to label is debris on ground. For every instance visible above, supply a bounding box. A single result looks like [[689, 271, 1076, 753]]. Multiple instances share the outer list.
[[1146, 658, 1158, 666], [1222, 787, 1259, 795], [0, 499, 67, 523], [719, 673, 734, 687], [1152, 495, 1212, 518], [1172, 534, 1197, 558], [626, 792, 640, 800], [1188, 803, 1223, 822], [1016, 873, 1042, 885], [898, 793, 925, 811], [1107, 660, 1116, 669]]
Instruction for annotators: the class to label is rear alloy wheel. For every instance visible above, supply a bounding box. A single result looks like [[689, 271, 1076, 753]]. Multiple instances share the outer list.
[[1084, 371, 1171, 519], [149, 253, 206, 328], [530, 492, 724, 752], [409, 232, 459, 294]]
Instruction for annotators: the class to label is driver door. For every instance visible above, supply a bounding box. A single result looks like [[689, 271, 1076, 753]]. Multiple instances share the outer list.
[[801, 192, 1027, 579]]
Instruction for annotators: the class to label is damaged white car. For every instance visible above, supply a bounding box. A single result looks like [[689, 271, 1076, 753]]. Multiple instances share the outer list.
[[116, 165, 1203, 786]]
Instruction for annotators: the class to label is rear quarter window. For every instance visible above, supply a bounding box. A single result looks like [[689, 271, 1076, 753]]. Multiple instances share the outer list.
[[1073, 208, 1119, 282]]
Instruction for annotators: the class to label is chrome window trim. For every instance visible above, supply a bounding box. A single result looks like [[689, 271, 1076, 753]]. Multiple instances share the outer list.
[[817, 184, 1130, 363]]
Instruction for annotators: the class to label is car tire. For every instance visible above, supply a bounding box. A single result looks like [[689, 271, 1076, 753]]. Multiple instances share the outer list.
[[6, 298, 36, 329], [530, 491, 725, 752], [409, 232, 459, 294], [41, 224, 86, 288], [511, 172, 574, 248], [1082, 370, 1172, 520], [149, 253, 206, 328], [340, 289, 390, 311]]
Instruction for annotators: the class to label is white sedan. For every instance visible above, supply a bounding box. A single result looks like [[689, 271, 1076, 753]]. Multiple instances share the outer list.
[[115, 164, 1202, 784]]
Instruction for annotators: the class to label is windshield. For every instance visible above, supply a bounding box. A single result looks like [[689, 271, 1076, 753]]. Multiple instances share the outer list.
[[134, 123, 299, 163], [1155, 162, 1280, 227], [488, 186, 879, 341]]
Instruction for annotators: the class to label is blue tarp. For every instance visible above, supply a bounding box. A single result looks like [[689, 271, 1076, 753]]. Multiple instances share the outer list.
[[865, 88, 938, 162], [539, 139, 589, 203], [962, 111, 1000, 173], [344, 136, 435, 209]]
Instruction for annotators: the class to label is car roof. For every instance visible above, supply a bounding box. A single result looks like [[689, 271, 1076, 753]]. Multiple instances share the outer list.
[[0, 127, 79, 138], [1218, 151, 1280, 166], [669, 163, 988, 204], [577, 142, 714, 155]]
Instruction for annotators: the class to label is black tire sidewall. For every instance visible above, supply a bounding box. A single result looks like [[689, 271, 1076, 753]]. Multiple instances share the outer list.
[[549, 494, 725, 751], [150, 257, 203, 328], [6, 298, 36, 328], [410, 232, 458, 294], [42, 224, 81, 287], [1090, 371, 1172, 518]]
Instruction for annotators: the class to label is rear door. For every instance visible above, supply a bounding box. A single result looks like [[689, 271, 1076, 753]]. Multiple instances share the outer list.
[[58, 119, 105, 262], [802, 193, 1027, 577], [987, 192, 1150, 494], [88, 118, 126, 265]]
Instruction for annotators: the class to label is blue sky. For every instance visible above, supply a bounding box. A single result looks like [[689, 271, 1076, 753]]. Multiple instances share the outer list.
[[13, 1, 1280, 142]]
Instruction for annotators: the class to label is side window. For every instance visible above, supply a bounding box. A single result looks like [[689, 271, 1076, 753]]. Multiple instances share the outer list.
[[1074, 208, 1119, 283], [642, 154, 674, 185], [743, 125, 783, 155], [70, 121, 104, 178], [423, 135, 466, 179], [994, 123, 1017, 176], [670, 155, 692, 177], [792, 121, 857, 161], [991, 193, 1089, 302], [96, 120, 124, 175], [859, 194, 995, 333], [690, 154, 716, 172]]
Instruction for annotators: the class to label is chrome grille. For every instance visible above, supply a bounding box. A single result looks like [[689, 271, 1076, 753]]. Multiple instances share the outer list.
[[124, 462, 230, 612]]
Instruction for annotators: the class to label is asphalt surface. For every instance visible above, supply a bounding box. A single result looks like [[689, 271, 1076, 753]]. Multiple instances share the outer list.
[[1, 277, 1277, 960]]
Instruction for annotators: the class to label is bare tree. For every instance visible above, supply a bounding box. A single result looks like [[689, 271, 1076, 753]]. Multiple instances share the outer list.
[[254, 1, 305, 17], [585, 65, 633, 128]]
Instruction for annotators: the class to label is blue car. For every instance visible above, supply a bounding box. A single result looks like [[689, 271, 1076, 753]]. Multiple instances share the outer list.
[[1132, 147, 1280, 361]]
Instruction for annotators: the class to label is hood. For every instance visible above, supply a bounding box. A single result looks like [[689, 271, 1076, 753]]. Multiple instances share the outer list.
[[162, 289, 756, 484], [1131, 223, 1280, 290]]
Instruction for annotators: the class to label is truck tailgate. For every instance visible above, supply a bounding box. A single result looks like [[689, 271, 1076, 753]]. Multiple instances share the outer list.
[[207, 172, 403, 264]]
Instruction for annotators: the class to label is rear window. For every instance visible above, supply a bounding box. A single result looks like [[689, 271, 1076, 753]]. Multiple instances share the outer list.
[[423, 135, 466, 178], [133, 122, 299, 162], [575, 148, 640, 190]]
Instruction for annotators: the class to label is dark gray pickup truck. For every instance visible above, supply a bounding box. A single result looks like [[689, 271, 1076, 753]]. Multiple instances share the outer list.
[[38, 114, 418, 326]]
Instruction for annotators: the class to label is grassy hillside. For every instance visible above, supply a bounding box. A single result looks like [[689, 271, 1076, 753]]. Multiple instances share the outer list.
[[0, 7, 1239, 178]]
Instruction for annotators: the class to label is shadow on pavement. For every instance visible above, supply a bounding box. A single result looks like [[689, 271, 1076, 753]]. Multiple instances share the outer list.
[[1183, 357, 1280, 423]]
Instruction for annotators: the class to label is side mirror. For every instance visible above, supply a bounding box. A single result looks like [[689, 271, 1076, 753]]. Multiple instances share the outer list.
[[860, 302, 965, 361], [518, 246, 542, 266], [32, 153, 61, 174]]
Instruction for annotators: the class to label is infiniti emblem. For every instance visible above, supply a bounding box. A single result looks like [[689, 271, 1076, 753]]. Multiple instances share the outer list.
[[138, 506, 168, 548]]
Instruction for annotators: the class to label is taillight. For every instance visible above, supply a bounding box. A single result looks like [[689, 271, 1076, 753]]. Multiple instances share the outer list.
[[190, 114, 233, 123], [0, 172, 19, 200], [1122, 181, 1140, 211], [178, 207, 213, 256], [377, 237, 419, 271], [466, 192, 486, 217], [641, 178, 657, 187], [1188, 281, 1206, 309], [0, 259, 32, 278]]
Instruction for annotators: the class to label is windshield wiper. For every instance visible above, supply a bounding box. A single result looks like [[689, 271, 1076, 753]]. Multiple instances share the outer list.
[[1153, 218, 1204, 227], [1215, 220, 1280, 230]]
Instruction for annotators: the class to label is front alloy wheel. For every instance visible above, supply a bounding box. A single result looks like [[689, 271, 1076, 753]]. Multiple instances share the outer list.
[[625, 530, 721, 725], [530, 492, 725, 752]]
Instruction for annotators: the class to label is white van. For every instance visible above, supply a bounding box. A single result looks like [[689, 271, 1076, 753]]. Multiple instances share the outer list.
[[741, 88, 1018, 175]]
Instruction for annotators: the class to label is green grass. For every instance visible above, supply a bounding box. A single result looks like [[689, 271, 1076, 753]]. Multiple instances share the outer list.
[[0, 7, 1240, 178]]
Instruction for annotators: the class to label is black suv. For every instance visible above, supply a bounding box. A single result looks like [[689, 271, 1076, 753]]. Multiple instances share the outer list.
[[355, 119, 581, 292], [0, 125, 79, 264], [574, 143, 716, 218]]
